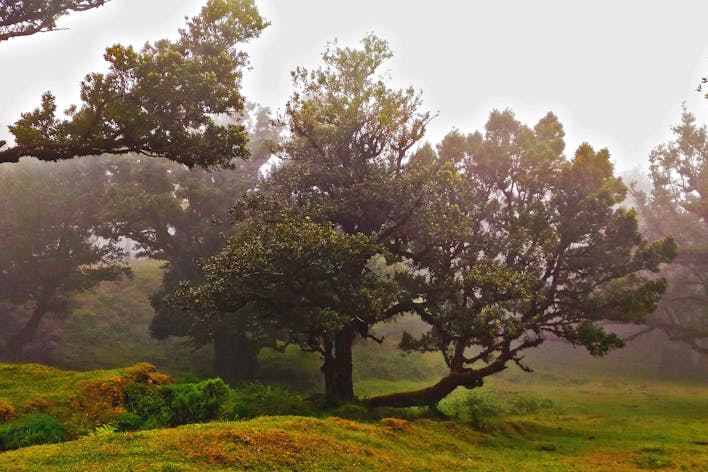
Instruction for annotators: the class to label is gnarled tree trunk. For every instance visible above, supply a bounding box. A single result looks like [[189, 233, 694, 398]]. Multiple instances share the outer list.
[[321, 325, 356, 404], [366, 370, 483, 408], [213, 332, 261, 385], [4, 296, 52, 362]]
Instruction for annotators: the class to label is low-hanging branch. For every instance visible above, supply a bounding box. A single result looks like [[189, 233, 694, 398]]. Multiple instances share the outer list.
[[0, 1, 111, 42], [1, 0, 269, 168]]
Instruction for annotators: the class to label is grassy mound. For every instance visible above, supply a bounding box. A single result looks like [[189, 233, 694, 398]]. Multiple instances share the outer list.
[[0, 362, 173, 439]]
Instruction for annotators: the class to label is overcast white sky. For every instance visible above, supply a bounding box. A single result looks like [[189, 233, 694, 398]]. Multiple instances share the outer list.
[[1, 0, 706, 172]]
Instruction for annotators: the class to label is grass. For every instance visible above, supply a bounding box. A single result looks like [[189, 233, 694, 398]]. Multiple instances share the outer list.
[[0, 363, 124, 407], [0, 361, 706, 470], [2, 262, 706, 469]]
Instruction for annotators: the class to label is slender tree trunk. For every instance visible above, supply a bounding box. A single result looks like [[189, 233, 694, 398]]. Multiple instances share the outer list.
[[366, 370, 483, 409], [213, 332, 260, 385], [321, 326, 356, 404]]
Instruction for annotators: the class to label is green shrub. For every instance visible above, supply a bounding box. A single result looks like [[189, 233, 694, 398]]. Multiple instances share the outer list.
[[453, 391, 507, 428], [115, 412, 144, 432], [0, 414, 67, 451], [509, 394, 554, 415], [166, 378, 228, 426], [123, 378, 230, 429]]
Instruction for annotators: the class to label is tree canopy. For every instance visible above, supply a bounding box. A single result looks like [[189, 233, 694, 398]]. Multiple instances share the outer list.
[[0, 0, 268, 167], [169, 35, 434, 401]]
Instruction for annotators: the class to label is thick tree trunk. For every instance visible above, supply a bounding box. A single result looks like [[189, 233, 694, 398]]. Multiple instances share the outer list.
[[213, 332, 260, 385], [321, 326, 355, 404], [4, 300, 50, 362], [366, 370, 483, 408]]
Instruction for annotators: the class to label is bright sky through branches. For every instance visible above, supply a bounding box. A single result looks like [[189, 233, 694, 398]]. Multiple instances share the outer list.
[[1, 0, 706, 172]]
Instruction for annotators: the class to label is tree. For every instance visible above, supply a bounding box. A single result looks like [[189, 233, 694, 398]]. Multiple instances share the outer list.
[[0, 0, 268, 167], [169, 212, 396, 398], [169, 35, 433, 402], [632, 109, 707, 354], [0, 158, 128, 361], [96, 104, 281, 384], [235, 35, 434, 401], [366, 110, 676, 408], [168, 38, 675, 408], [0, 0, 110, 42]]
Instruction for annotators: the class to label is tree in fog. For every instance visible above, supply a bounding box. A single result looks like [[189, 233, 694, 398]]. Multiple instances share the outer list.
[[171, 38, 675, 407], [0, 0, 110, 42], [632, 109, 707, 354], [99, 104, 282, 383], [170, 35, 434, 402], [0, 159, 128, 361], [0, 0, 267, 167], [366, 111, 676, 408]]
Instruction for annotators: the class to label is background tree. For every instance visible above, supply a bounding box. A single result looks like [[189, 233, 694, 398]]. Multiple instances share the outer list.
[[0, 0, 267, 167], [0, 158, 128, 361], [367, 110, 676, 409], [631, 109, 707, 354], [0, 0, 110, 42], [97, 104, 281, 383]]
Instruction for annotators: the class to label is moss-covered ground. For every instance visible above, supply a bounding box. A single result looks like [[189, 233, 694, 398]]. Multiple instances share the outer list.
[[0, 361, 705, 471]]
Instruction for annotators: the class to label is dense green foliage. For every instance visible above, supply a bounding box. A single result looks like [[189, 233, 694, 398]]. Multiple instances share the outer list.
[[0, 0, 267, 167], [0, 413, 67, 451], [367, 111, 676, 407], [169, 35, 434, 401], [122, 378, 229, 429]]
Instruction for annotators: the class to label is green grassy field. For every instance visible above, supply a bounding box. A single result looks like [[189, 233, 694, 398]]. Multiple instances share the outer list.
[[2, 261, 705, 470], [0, 361, 705, 471]]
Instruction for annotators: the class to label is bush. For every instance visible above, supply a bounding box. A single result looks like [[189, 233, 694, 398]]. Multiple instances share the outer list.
[[115, 412, 144, 432], [166, 378, 228, 426], [0, 414, 67, 451], [453, 391, 507, 428], [509, 394, 554, 415], [124, 378, 230, 429]]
